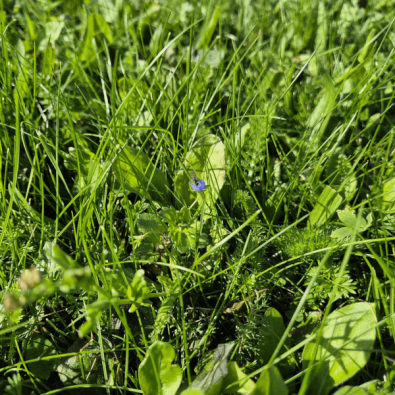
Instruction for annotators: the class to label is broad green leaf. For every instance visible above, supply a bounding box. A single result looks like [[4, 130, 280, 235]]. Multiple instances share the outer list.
[[333, 386, 368, 395], [337, 210, 366, 229], [45, 20, 64, 41], [195, 6, 221, 49], [262, 308, 287, 353], [127, 269, 151, 313], [181, 390, 205, 395], [25, 335, 57, 379], [138, 341, 182, 395], [260, 308, 295, 376], [206, 380, 222, 395], [302, 302, 377, 395], [359, 380, 380, 394], [307, 71, 336, 150], [221, 362, 255, 394], [137, 213, 168, 234], [26, 13, 37, 40], [97, 0, 117, 22], [174, 135, 226, 214], [308, 186, 343, 227], [169, 226, 190, 253], [38, 20, 64, 51], [114, 145, 170, 203], [250, 366, 288, 395], [358, 29, 377, 63], [365, 113, 381, 130], [160, 207, 192, 227], [177, 206, 192, 224], [301, 5, 316, 48], [94, 14, 113, 43], [235, 123, 251, 151], [331, 210, 372, 240], [308, 2, 327, 76], [42, 47, 55, 75], [16, 71, 29, 99], [168, 222, 207, 254], [382, 177, 395, 212], [160, 207, 178, 226], [192, 343, 235, 392], [330, 227, 353, 240], [338, 210, 373, 232], [80, 13, 114, 62], [160, 207, 206, 253], [315, 3, 327, 53]]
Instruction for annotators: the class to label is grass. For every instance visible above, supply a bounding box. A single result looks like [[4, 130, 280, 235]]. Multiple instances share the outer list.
[[2, 0, 395, 394]]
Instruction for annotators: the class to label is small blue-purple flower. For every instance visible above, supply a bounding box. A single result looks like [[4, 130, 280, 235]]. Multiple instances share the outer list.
[[189, 172, 208, 192], [189, 179, 206, 192]]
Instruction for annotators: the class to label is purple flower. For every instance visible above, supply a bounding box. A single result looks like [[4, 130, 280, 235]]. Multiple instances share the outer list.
[[189, 179, 206, 192]]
